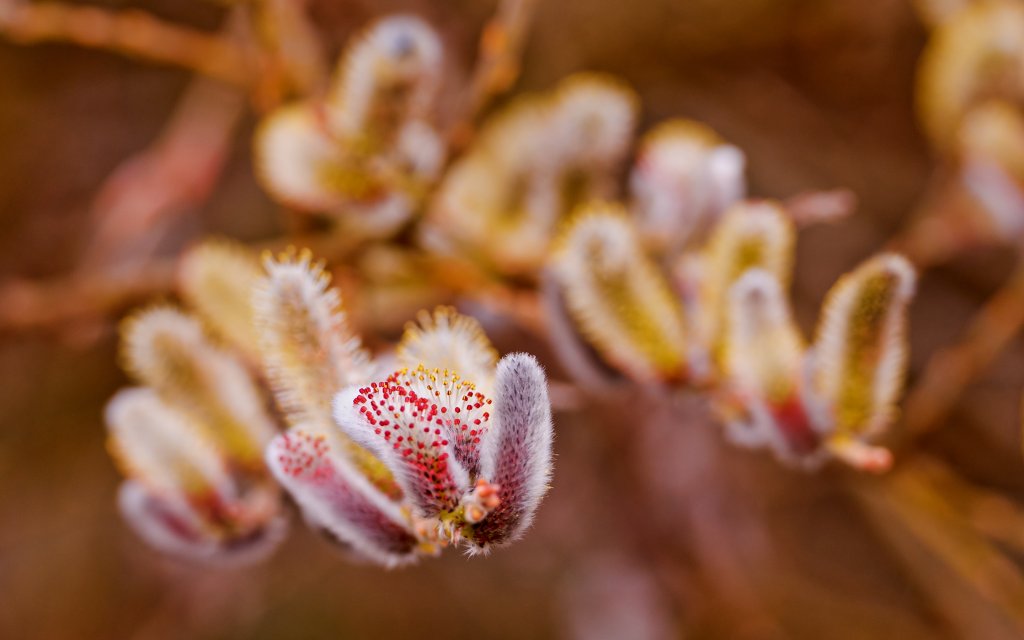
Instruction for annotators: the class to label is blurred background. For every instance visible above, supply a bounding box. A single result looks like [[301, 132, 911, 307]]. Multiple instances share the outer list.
[[3, 0, 1023, 638]]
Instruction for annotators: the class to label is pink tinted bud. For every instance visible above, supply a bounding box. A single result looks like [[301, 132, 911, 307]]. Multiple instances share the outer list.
[[470, 353, 553, 550], [333, 366, 493, 517], [266, 430, 422, 567]]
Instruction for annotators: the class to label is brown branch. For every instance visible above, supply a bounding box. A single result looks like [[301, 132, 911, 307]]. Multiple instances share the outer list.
[[446, 0, 537, 151], [905, 457, 1024, 555], [887, 171, 999, 270], [78, 76, 247, 270], [426, 255, 549, 338], [902, 259, 1024, 436], [0, 228, 366, 335], [0, 262, 177, 334], [850, 462, 1024, 640], [257, 0, 328, 95], [0, 1, 253, 86]]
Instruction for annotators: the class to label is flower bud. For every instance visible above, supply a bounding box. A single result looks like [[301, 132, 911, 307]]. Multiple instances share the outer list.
[[630, 119, 746, 253], [548, 73, 638, 185], [253, 249, 396, 494], [396, 306, 499, 394], [334, 365, 491, 516], [716, 270, 821, 464], [253, 103, 424, 235], [470, 353, 553, 549], [957, 101, 1024, 242], [178, 239, 262, 358], [120, 307, 276, 469], [107, 388, 286, 563], [550, 202, 688, 383], [696, 200, 795, 362], [266, 429, 423, 567], [253, 249, 373, 427], [425, 73, 637, 275], [426, 98, 559, 273], [917, 0, 1024, 149], [254, 16, 444, 235], [325, 15, 443, 149], [724, 270, 804, 408], [812, 253, 917, 470]]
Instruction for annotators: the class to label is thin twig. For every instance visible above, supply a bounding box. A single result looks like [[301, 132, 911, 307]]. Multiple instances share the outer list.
[[902, 259, 1024, 436], [0, 262, 177, 334], [903, 456, 1024, 555], [0, 0, 253, 86], [850, 463, 1024, 640], [251, 0, 328, 103], [78, 76, 247, 270], [446, 0, 537, 151], [886, 172, 994, 270], [0, 228, 343, 334]]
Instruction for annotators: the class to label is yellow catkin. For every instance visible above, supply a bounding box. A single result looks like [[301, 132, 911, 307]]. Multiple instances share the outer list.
[[120, 307, 277, 468], [552, 202, 688, 382], [700, 200, 795, 363], [178, 239, 262, 356], [813, 253, 916, 439], [916, 0, 1024, 149]]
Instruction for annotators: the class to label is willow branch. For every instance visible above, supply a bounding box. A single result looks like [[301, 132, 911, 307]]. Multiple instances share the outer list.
[[0, 1, 253, 86], [0, 262, 177, 334], [78, 76, 247, 270], [902, 259, 1024, 436], [249, 0, 328, 105], [904, 456, 1024, 555], [850, 464, 1024, 640], [887, 172, 994, 270], [446, 0, 537, 151], [0, 227, 366, 334]]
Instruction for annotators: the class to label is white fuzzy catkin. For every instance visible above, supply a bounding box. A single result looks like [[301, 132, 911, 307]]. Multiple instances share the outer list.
[[178, 239, 263, 356], [396, 306, 499, 393], [120, 307, 277, 465], [698, 200, 795, 355], [812, 253, 916, 439], [254, 103, 349, 212], [106, 387, 232, 500], [118, 480, 288, 566], [332, 367, 485, 517], [472, 353, 553, 549], [326, 15, 443, 142], [549, 73, 638, 173], [551, 203, 688, 382], [630, 119, 746, 252], [266, 429, 421, 568], [724, 269, 804, 405], [253, 250, 374, 428]]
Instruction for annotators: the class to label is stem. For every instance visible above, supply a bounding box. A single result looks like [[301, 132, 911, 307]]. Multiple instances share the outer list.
[[886, 173, 990, 270], [0, 262, 177, 334], [902, 258, 1024, 436], [0, 229, 358, 335], [0, 1, 253, 86], [849, 463, 1024, 639], [906, 456, 1024, 555], [250, 0, 328, 102], [446, 0, 537, 151], [78, 76, 247, 270]]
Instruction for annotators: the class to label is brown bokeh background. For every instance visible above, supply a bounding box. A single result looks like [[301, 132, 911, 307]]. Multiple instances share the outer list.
[[2, 1, 1023, 638]]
